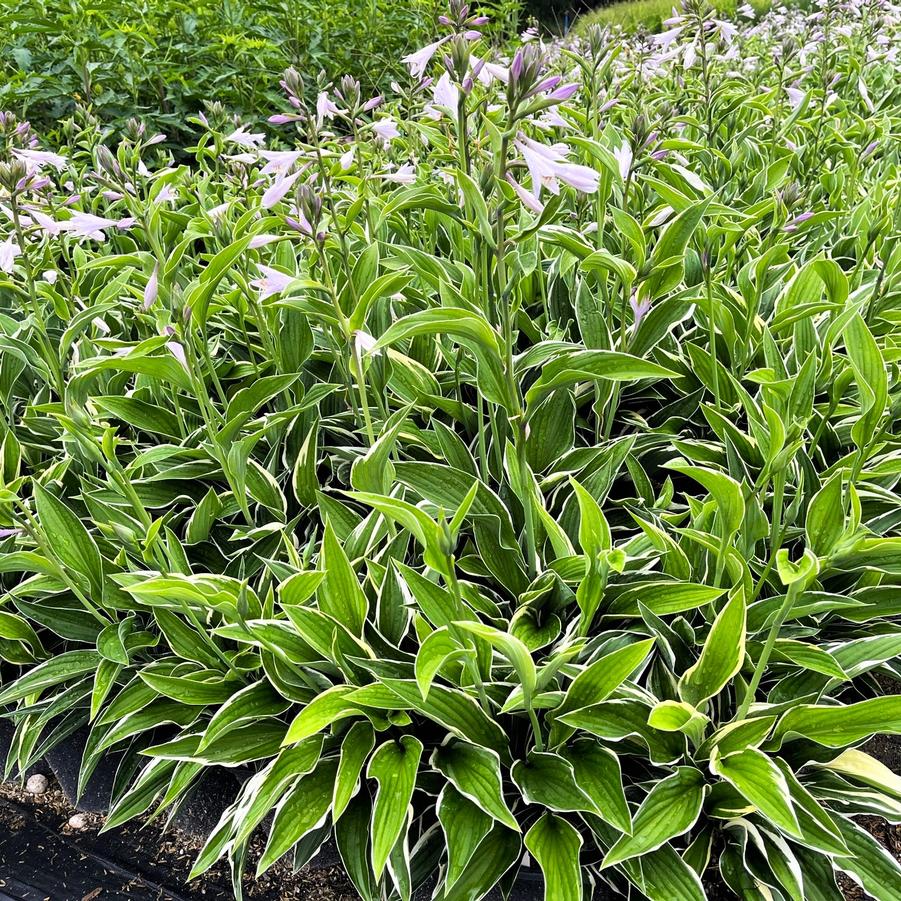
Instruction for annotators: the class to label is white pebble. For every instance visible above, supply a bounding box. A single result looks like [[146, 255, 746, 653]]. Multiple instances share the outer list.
[[25, 774, 48, 795], [68, 813, 89, 830]]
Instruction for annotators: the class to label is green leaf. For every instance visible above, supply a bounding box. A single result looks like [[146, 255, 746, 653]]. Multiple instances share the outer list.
[[333, 721, 375, 820], [843, 313, 888, 453], [562, 741, 631, 833], [415, 627, 466, 700], [455, 621, 536, 703], [557, 638, 656, 716], [368, 735, 423, 879], [710, 747, 801, 837], [439, 824, 521, 901], [664, 460, 745, 537], [601, 767, 706, 868], [0, 650, 100, 705], [282, 686, 358, 745], [438, 785, 493, 893], [770, 697, 901, 749], [257, 756, 339, 874], [805, 472, 845, 557], [431, 740, 519, 832], [512, 752, 598, 814], [33, 482, 104, 594], [833, 814, 901, 901], [319, 519, 368, 636], [678, 590, 746, 707], [525, 350, 675, 412], [524, 813, 584, 901]]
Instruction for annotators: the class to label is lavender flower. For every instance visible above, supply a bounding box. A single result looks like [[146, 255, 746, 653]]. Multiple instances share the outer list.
[[251, 265, 294, 300], [514, 135, 600, 198]]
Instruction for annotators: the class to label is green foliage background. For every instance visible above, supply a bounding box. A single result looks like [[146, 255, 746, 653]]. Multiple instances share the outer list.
[[0, 0, 436, 140]]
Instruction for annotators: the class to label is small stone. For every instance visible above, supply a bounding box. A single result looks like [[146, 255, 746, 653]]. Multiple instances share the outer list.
[[25, 774, 48, 795], [67, 813, 89, 830]]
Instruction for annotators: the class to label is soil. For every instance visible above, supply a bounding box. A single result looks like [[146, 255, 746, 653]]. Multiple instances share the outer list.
[[0, 778, 356, 901]]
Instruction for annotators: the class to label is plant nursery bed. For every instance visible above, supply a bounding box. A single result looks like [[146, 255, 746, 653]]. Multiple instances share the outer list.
[[0, 780, 356, 901]]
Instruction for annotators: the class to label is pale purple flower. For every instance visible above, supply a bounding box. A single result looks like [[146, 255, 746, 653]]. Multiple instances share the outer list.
[[249, 234, 280, 249], [143, 262, 159, 309], [786, 87, 805, 109], [0, 236, 20, 273], [226, 127, 265, 148], [654, 26, 683, 48], [340, 146, 355, 170], [473, 56, 508, 85], [402, 37, 450, 78], [63, 212, 133, 240], [684, 42, 698, 68], [372, 118, 400, 144], [207, 202, 229, 221], [858, 78, 874, 113], [613, 140, 633, 180], [630, 291, 652, 328], [514, 135, 599, 197], [269, 113, 303, 125], [259, 150, 304, 176], [12, 147, 67, 172], [715, 20, 738, 43], [784, 211, 814, 232], [262, 169, 302, 209], [353, 330, 380, 357], [286, 208, 313, 236], [251, 265, 294, 300], [0, 528, 21, 539], [154, 184, 177, 204], [28, 207, 64, 236], [166, 341, 188, 369], [382, 164, 417, 185], [428, 72, 460, 119], [316, 92, 342, 128], [363, 96, 383, 112], [506, 172, 544, 214], [548, 83, 580, 102]]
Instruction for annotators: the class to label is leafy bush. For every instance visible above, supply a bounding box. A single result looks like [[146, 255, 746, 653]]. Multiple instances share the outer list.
[[0, 0, 435, 141], [0, 0, 900, 899]]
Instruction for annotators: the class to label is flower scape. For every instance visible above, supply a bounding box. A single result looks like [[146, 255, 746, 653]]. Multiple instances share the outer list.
[[0, 0, 899, 898]]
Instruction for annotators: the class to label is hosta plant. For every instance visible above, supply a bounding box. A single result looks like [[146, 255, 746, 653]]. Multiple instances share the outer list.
[[0, 0, 900, 899]]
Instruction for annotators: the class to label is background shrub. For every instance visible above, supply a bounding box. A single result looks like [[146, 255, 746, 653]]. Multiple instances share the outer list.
[[0, 0, 436, 140]]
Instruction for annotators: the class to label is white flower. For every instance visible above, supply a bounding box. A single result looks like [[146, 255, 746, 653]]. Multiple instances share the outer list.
[[514, 135, 599, 198], [429, 72, 460, 119], [0, 236, 20, 273], [316, 92, 342, 127], [226, 127, 265, 148], [786, 87, 806, 109]]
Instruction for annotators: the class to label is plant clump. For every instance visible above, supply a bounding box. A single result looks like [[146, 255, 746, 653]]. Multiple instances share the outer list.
[[0, 0, 899, 899]]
